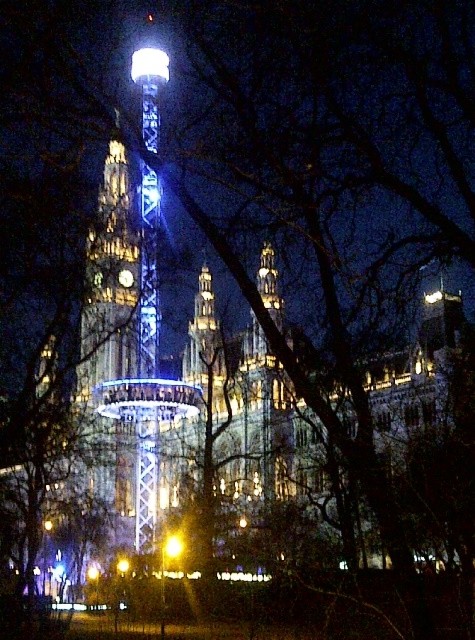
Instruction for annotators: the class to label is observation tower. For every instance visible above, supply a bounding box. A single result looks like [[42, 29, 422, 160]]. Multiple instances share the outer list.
[[129, 42, 193, 551], [89, 36, 200, 553], [131, 46, 169, 374]]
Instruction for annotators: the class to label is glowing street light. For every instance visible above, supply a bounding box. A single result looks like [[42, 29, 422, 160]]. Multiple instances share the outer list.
[[43, 520, 53, 595], [87, 566, 100, 610], [239, 516, 248, 529], [165, 535, 183, 558], [161, 535, 184, 640], [117, 558, 130, 575], [87, 566, 99, 581], [114, 558, 130, 629]]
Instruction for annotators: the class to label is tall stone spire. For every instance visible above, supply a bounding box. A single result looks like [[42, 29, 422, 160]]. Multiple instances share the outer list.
[[183, 264, 221, 384], [79, 129, 139, 397], [251, 242, 283, 358], [194, 265, 217, 332], [100, 123, 130, 231], [257, 242, 282, 314]]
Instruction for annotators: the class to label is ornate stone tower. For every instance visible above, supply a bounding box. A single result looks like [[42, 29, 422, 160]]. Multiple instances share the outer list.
[[79, 131, 201, 552], [75, 132, 140, 535], [183, 265, 222, 385], [249, 241, 283, 360], [244, 242, 283, 364], [79, 132, 140, 399], [241, 242, 291, 500]]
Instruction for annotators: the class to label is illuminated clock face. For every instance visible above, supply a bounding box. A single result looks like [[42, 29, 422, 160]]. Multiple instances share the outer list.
[[118, 269, 134, 288]]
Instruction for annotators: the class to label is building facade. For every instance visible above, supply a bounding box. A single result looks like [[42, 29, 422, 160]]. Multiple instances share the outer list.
[[74, 133, 466, 573]]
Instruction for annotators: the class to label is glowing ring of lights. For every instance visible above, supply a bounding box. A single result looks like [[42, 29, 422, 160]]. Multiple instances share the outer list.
[[94, 379, 201, 420]]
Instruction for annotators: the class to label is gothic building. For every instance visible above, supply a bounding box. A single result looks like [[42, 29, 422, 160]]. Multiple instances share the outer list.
[[77, 133, 201, 553], [180, 243, 292, 506], [75, 132, 466, 570], [0, 130, 467, 594]]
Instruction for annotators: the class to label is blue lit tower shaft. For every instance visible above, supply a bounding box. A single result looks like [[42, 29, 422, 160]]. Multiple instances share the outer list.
[[140, 77, 161, 376], [137, 69, 167, 376], [131, 47, 169, 552]]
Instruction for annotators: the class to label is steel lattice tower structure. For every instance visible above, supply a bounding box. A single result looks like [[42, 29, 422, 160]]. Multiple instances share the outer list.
[[121, 44, 198, 553], [130, 46, 170, 551], [131, 47, 169, 376]]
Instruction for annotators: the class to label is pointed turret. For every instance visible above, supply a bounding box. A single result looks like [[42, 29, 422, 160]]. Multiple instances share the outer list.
[[257, 242, 279, 301], [194, 265, 217, 332], [420, 289, 464, 357], [249, 242, 283, 359], [100, 116, 131, 231], [183, 264, 223, 384]]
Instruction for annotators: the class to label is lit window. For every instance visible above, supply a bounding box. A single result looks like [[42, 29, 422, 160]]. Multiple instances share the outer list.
[[275, 457, 289, 500], [159, 486, 169, 510]]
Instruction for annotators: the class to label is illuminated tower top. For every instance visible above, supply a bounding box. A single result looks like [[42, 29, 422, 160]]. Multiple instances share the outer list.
[[76, 129, 140, 406], [194, 265, 217, 332], [96, 130, 138, 262], [131, 48, 170, 84], [420, 289, 464, 356], [257, 242, 282, 312], [244, 242, 284, 361], [183, 264, 223, 385], [131, 45, 169, 230], [101, 137, 129, 209]]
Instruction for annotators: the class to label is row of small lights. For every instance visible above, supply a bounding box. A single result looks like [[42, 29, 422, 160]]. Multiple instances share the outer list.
[[89, 532, 271, 586], [53, 569, 273, 614], [91, 568, 272, 583], [38, 527, 270, 609]]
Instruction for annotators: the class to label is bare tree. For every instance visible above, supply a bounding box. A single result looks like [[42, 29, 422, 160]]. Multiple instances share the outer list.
[[0, 159, 136, 626], [2, 2, 475, 638]]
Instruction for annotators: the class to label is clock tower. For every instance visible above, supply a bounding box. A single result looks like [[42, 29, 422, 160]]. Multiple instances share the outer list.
[[79, 131, 140, 399]]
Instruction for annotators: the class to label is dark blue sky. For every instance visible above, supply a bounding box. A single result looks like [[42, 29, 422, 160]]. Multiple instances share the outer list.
[[1, 0, 474, 366]]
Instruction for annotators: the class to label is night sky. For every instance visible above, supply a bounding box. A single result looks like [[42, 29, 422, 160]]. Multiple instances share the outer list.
[[1, 0, 474, 374]]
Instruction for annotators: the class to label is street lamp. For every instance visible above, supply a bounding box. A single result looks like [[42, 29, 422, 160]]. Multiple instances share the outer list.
[[117, 558, 130, 576], [161, 535, 183, 640], [43, 520, 53, 596], [114, 558, 130, 633], [87, 566, 100, 610], [87, 566, 99, 581], [164, 535, 183, 559]]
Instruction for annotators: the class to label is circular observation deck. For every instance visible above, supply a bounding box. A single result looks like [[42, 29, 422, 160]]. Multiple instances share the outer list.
[[94, 378, 201, 421]]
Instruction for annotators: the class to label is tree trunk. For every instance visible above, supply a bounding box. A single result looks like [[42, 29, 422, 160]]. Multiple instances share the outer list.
[[201, 361, 216, 579], [354, 444, 435, 640], [168, 173, 437, 640], [459, 548, 475, 640], [327, 442, 358, 571]]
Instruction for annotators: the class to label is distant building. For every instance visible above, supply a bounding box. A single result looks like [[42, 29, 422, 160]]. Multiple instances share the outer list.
[[74, 133, 467, 571]]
